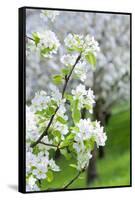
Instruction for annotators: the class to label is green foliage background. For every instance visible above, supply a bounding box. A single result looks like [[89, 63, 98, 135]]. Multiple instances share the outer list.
[[39, 103, 130, 190]]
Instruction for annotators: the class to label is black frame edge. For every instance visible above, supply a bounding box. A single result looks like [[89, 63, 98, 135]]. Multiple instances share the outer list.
[[19, 7, 26, 193]]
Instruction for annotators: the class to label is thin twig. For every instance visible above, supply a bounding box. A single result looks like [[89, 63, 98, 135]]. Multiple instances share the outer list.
[[26, 36, 34, 41], [63, 170, 83, 189], [39, 141, 58, 148], [30, 53, 81, 148]]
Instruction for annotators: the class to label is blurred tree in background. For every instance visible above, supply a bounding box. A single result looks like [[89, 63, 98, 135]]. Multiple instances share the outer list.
[[26, 9, 130, 188]]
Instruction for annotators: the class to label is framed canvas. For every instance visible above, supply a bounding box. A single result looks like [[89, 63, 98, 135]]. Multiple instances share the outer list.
[[19, 6, 132, 193]]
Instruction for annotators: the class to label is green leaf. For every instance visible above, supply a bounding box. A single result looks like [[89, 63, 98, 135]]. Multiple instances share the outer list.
[[89, 137, 95, 150], [46, 170, 53, 183], [85, 52, 96, 68], [40, 47, 51, 56], [65, 133, 75, 141], [64, 94, 73, 102], [71, 99, 81, 123], [52, 130, 61, 140], [53, 74, 63, 85], [32, 32, 40, 46], [69, 164, 77, 169], [56, 116, 67, 124], [45, 106, 55, 117], [61, 68, 70, 76], [60, 149, 71, 160], [84, 137, 95, 151]]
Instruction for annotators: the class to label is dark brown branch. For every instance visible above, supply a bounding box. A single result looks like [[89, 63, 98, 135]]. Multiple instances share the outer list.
[[26, 35, 34, 41], [62, 53, 81, 98], [39, 141, 58, 148], [30, 53, 82, 148], [63, 170, 83, 189], [31, 106, 59, 148]]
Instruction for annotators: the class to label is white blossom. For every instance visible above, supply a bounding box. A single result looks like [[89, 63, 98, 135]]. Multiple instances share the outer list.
[[72, 118, 107, 170], [26, 148, 60, 191], [64, 33, 100, 57], [74, 61, 88, 82], [40, 10, 60, 22], [26, 175, 39, 192], [31, 91, 51, 113], [92, 120, 107, 147], [61, 54, 88, 82], [49, 159, 60, 171], [60, 54, 77, 67], [36, 30, 60, 58], [26, 106, 39, 141], [77, 151, 92, 171], [71, 84, 95, 113]]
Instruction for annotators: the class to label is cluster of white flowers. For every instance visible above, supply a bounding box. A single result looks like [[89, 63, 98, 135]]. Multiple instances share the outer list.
[[61, 54, 88, 82], [31, 91, 51, 113], [64, 33, 100, 57], [34, 30, 60, 58], [40, 10, 60, 22], [26, 106, 39, 141], [26, 148, 60, 192], [71, 84, 95, 113], [61, 54, 77, 67], [31, 86, 63, 113], [28, 86, 69, 141], [72, 118, 107, 170], [74, 61, 88, 82]]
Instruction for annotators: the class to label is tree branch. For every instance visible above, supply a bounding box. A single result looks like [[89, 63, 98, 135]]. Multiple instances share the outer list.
[[63, 170, 83, 189], [30, 53, 82, 148], [39, 141, 58, 148], [26, 35, 34, 42]]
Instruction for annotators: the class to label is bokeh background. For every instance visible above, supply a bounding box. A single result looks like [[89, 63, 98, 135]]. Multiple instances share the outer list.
[[26, 8, 131, 189]]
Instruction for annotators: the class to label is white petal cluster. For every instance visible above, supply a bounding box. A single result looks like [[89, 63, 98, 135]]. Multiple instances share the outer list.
[[26, 175, 39, 192], [49, 84, 63, 105], [61, 54, 77, 67], [36, 30, 60, 58], [72, 84, 95, 113], [61, 54, 88, 82], [40, 10, 60, 22], [72, 118, 107, 170], [74, 61, 88, 82], [83, 35, 100, 56], [92, 120, 107, 147], [26, 148, 60, 192], [31, 91, 51, 113], [31, 86, 62, 113], [64, 33, 100, 56], [64, 34, 84, 50], [26, 106, 39, 141]]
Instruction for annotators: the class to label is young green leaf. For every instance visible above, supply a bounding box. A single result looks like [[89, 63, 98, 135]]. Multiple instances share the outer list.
[[61, 68, 70, 76], [69, 164, 78, 169], [32, 32, 40, 46], [71, 99, 81, 123], [53, 74, 63, 85], [46, 170, 54, 183], [56, 116, 67, 124], [60, 149, 71, 160], [85, 52, 96, 68]]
